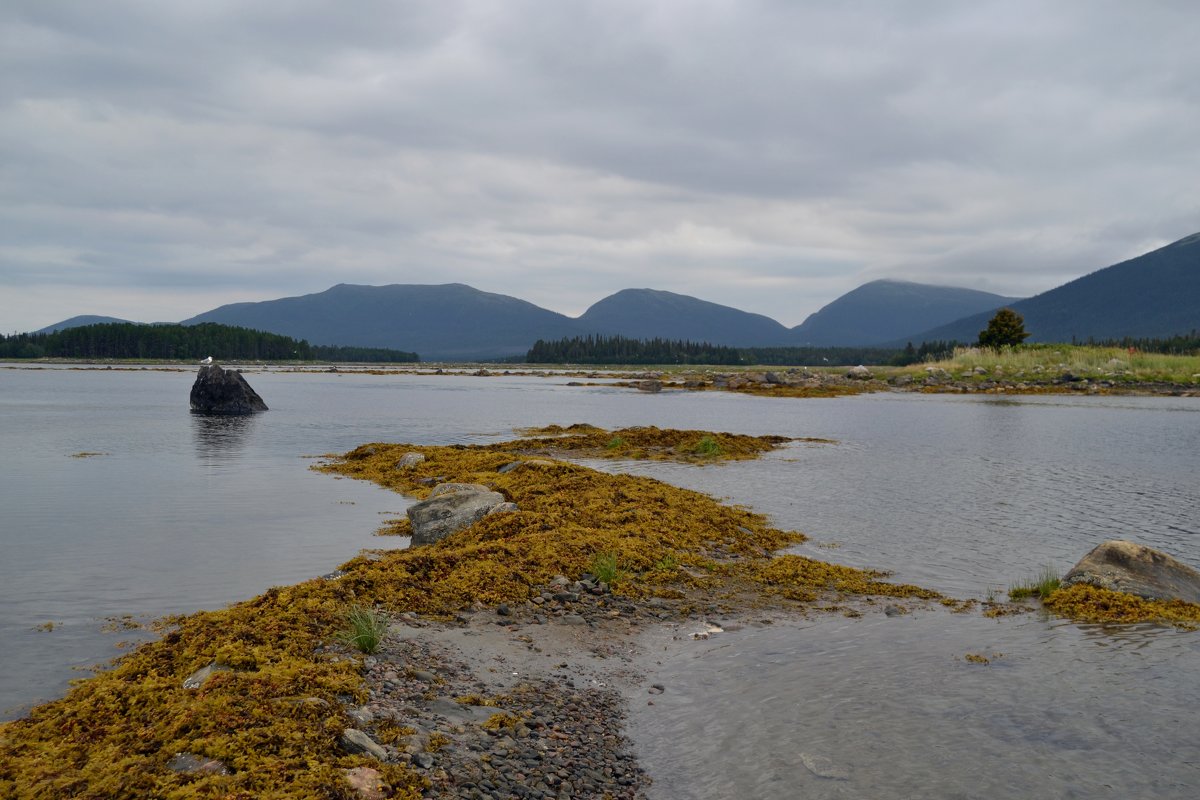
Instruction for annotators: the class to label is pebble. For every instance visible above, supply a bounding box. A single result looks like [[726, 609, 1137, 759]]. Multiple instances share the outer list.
[[340, 583, 650, 800]]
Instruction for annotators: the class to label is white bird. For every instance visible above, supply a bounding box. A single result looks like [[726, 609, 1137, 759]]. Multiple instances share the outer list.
[[200, 356, 213, 365]]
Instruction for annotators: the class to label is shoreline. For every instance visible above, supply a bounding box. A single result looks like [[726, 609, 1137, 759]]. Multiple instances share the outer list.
[[5, 358, 1197, 396]]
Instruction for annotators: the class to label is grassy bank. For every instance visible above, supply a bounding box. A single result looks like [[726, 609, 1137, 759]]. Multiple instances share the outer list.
[[914, 344, 1200, 387]]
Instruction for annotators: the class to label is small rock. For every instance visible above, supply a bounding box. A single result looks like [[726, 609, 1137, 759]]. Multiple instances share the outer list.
[[182, 662, 232, 690], [413, 752, 435, 769], [347, 706, 374, 727], [344, 766, 389, 800], [341, 728, 388, 761], [883, 605, 905, 617], [561, 614, 587, 626], [167, 752, 229, 775], [497, 604, 511, 617], [647, 684, 665, 695], [396, 452, 426, 469], [487, 502, 520, 515]]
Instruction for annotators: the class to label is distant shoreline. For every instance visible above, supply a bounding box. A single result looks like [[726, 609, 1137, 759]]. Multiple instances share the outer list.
[[4, 353, 1198, 397]]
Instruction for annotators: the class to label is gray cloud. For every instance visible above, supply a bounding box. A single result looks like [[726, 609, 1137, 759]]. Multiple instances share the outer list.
[[2, 0, 1198, 331]]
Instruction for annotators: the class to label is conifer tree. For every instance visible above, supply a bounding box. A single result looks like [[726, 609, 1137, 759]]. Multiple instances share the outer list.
[[978, 308, 1031, 349]]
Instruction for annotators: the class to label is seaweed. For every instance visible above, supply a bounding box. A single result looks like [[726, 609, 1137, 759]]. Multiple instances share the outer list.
[[0, 428, 934, 798], [1043, 584, 1200, 626]]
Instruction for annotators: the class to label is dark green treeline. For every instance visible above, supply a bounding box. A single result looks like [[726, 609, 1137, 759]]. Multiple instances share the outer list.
[[0, 323, 419, 362], [525, 334, 960, 366]]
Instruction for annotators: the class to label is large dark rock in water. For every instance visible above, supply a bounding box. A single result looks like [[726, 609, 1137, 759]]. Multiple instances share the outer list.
[[1062, 540, 1200, 604], [189, 364, 268, 415]]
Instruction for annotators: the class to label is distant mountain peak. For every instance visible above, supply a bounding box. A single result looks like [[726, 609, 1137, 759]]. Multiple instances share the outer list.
[[895, 230, 1200, 344], [578, 288, 792, 346], [790, 281, 1020, 346]]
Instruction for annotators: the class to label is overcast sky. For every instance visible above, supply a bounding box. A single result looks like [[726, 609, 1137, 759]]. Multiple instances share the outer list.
[[2, 1, 1198, 332]]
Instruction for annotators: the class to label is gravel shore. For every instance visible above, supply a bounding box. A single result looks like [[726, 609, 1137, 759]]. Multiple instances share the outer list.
[[332, 577, 703, 799]]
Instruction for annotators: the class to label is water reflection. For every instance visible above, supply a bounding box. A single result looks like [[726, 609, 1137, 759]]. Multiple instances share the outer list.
[[190, 413, 257, 463]]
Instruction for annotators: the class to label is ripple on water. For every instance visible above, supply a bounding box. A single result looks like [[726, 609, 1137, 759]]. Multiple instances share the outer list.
[[629, 611, 1200, 800]]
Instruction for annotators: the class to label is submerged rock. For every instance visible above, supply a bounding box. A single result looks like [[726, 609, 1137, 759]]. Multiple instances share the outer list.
[[799, 752, 849, 780], [167, 752, 229, 776], [407, 483, 506, 545], [1062, 540, 1200, 604], [189, 364, 268, 414]]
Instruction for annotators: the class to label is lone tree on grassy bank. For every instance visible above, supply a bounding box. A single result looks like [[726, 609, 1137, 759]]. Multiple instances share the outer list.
[[979, 308, 1031, 349]]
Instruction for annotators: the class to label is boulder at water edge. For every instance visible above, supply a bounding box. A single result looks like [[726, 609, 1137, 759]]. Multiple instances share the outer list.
[[189, 364, 268, 414], [1062, 540, 1200, 604], [407, 483, 507, 545]]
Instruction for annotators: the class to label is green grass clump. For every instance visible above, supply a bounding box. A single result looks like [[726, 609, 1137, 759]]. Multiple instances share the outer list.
[[692, 435, 722, 457], [590, 551, 628, 586], [1008, 566, 1061, 601], [336, 605, 389, 654], [605, 436, 626, 450]]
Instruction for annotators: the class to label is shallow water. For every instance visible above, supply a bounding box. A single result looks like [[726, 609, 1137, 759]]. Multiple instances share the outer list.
[[2, 365, 1199, 798], [630, 611, 1200, 799]]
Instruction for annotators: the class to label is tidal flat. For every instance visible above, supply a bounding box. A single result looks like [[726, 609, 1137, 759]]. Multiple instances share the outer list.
[[0, 429, 957, 799], [2, 367, 1199, 798]]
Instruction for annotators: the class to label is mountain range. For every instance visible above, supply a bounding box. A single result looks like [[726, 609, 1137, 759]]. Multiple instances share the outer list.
[[180, 280, 1012, 359], [34, 232, 1200, 359], [891, 232, 1200, 345]]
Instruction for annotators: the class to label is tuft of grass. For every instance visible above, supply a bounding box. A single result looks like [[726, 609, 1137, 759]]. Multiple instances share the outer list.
[[1008, 566, 1061, 601], [605, 436, 625, 450], [590, 551, 628, 586], [336, 605, 388, 654], [692, 435, 722, 457], [652, 554, 678, 573]]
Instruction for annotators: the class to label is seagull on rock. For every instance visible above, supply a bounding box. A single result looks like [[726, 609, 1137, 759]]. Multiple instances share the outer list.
[[200, 356, 214, 365]]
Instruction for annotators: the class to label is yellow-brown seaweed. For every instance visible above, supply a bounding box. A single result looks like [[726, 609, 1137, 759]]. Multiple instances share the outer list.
[[0, 429, 936, 799], [1043, 584, 1200, 626]]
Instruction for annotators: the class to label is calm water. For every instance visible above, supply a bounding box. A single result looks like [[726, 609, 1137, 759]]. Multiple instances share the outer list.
[[2, 366, 1199, 796]]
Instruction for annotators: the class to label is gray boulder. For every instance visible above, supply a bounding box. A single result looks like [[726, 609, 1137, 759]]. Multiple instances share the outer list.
[[1062, 540, 1200, 604], [429, 482, 492, 497], [189, 364, 268, 414], [407, 484, 506, 545], [396, 452, 425, 469], [846, 365, 872, 380], [635, 379, 663, 393]]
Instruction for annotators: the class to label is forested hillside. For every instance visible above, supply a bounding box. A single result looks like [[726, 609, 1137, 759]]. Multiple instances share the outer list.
[[0, 323, 419, 362]]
